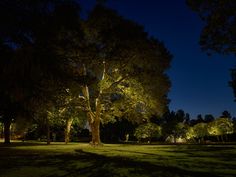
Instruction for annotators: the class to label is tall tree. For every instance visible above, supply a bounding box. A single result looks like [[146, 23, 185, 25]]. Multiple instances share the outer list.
[[0, 2, 172, 146], [186, 0, 236, 100], [0, 0, 83, 143], [186, 0, 236, 54], [161, 110, 188, 142], [61, 5, 172, 145]]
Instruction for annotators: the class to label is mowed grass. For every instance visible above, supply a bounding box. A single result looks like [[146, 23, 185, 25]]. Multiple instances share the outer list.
[[0, 142, 236, 177]]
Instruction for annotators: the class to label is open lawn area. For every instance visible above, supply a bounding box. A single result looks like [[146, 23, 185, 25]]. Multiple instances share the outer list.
[[0, 142, 236, 177]]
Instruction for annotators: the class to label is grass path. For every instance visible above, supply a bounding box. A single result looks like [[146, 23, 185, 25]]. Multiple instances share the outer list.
[[0, 142, 236, 177]]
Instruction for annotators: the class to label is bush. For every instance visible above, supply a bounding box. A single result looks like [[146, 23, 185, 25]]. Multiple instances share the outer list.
[[134, 123, 161, 143]]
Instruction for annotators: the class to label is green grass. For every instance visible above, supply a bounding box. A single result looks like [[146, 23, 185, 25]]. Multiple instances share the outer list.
[[0, 142, 236, 177]]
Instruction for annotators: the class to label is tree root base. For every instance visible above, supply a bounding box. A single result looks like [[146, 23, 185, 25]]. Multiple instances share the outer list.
[[89, 141, 103, 147]]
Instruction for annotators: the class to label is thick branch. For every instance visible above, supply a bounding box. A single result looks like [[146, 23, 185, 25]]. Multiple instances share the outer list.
[[103, 75, 129, 93], [81, 64, 95, 120]]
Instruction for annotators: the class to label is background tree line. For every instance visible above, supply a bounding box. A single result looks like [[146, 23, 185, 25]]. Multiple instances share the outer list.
[[1, 109, 235, 144]]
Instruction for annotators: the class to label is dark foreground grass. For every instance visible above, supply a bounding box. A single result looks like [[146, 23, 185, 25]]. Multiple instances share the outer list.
[[0, 142, 236, 177]]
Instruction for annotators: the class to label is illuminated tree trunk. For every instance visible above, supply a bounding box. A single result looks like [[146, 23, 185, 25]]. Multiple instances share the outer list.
[[65, 117, 73, 144], [81, 63, 104, 146], [82, 84, 102, 146], [89, 116, 101, 146], [89, 98, 102, 146], [4, 119, 11, 144]]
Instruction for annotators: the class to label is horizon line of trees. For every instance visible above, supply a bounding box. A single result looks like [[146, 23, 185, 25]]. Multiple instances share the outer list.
[[1, 109, 235, 144]]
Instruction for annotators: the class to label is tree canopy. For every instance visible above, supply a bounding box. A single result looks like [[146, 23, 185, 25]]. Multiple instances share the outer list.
[[186, 0, 236, 55], [0, 1, 172, 145], [186, 0, 236, 101]]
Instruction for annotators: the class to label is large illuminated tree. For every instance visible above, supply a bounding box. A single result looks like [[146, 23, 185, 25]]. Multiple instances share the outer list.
[[0, 1, 171, 145], [60, 5, 172, 145]]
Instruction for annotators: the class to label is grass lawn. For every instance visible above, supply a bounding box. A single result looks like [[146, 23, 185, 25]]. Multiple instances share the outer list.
[[0, 142, 236, 177]]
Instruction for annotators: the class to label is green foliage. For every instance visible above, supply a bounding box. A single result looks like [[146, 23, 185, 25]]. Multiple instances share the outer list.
[[0, 1, 171, 144], [208, 117, 234, 136], [134, 123, 161, 142], [174, 122, 188, 138], [74, 5, 171, 118], [233, 118, 236, 133], [194, 122, 209, 138], [161, 110, 189, 140], [0, 0, 84, 143], [185, 126, 195, 141], [186, 122, 208, 142]]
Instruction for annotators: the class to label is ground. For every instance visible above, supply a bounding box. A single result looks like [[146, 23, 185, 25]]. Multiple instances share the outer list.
[[0, 141, 236, 177]]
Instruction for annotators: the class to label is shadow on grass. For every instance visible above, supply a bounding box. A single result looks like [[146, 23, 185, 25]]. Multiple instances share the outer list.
[[0, 141, 49, 147], [0, 146, 228, 177]]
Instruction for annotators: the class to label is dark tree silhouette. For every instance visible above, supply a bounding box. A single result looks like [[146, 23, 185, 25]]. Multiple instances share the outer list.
[[204, 114, 215, 123], [186, 0, 236, 101], [220, 110, 232, 118], [161, 109, 189, 142], [0, 0, 83, 143], [186, 0, 236, 54], [196, 114, 204, 123]]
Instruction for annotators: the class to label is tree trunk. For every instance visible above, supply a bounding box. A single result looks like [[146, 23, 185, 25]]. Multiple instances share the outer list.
[[173, 135, 176, 144], [221, 135, 224, 142], [65, 117, 73, 144], [200, 137, 204, 144], [4, 120, 11, 144], [46, 118, 50, 145], [89, 118, 101, 146], [81, 84, 102, 146], [82, 64, 104, 146]]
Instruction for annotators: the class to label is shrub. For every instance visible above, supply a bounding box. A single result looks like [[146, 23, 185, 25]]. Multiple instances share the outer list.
[[134, 123, 161, 143]]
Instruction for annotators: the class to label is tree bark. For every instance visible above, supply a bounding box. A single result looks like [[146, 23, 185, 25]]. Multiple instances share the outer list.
[[81, 64, 104, 146], [4, 119, 11, 144], [81, 83, 102, 145], [89, 113, 101, 146], [65, 117, 73, 144], [46, 118, 50, 145]]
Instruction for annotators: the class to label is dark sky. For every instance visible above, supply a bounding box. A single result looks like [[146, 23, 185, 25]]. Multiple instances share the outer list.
[[80, 0, 236, 118]]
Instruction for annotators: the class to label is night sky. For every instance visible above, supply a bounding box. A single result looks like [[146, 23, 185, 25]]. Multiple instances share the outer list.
[[80, 0, 236, 118]]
